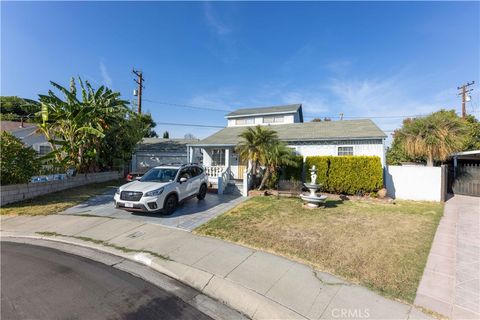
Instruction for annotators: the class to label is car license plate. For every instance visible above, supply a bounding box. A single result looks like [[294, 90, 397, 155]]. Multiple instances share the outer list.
[[125, 202, 134, 208]]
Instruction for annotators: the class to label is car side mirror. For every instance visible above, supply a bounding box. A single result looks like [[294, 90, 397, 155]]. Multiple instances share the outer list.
[[179, 177, 188, 183]]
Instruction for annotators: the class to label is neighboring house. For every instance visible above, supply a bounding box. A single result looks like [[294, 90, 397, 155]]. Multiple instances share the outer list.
[[188, 104, 387, 181], [0, 121, 51, 155], [131, 138, 201, 171]]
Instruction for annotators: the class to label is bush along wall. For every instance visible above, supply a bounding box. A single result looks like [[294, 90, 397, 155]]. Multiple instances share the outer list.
[[305, 156, 383, 195], [282, 154, 304, 181]]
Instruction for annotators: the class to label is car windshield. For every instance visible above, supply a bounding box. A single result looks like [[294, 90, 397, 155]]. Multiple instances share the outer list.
[[140, 168, 178, 183]]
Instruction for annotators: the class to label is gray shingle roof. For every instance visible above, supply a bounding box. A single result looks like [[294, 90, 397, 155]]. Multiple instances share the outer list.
[[225, 104, 302, 118], [136, 138, 198, 152], [190, 119, 386, 146]]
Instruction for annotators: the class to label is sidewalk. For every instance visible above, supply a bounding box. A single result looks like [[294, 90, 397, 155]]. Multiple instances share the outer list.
[[415, 195, 480, 319], [1, 214, 432, 320]]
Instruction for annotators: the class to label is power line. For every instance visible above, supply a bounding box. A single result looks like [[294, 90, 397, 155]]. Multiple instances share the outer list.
[[142, 99, 430, 119], [143, 99, 231, 112], [156, 121, 224, 129]]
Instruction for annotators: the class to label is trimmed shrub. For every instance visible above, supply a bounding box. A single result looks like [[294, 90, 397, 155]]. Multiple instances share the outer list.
[[305, 156, 383, 195], [0, 131, 41, 185]]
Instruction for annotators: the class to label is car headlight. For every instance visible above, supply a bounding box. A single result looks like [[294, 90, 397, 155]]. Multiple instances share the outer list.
[[115, 188, 121, 195], [145, 187, 164, 197]]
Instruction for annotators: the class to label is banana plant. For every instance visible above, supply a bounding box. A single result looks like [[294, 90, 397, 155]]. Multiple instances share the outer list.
[[36, 77, 130, 172]]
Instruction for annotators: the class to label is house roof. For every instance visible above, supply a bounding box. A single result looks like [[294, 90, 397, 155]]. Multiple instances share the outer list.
[[135, 138, 199, 153], [225, 104, 303, 120], [190, 119, 386, 146], [1, 121, 37, 133]]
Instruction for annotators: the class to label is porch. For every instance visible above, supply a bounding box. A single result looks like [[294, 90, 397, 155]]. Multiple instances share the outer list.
[[187, 145, 251, 196]]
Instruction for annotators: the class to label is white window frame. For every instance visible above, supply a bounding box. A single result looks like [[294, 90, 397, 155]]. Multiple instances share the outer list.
[[211, 149, 226, 166], [263, 116, 284, 124], [337, 146, 354, 156], [235, 118, 255, 125]]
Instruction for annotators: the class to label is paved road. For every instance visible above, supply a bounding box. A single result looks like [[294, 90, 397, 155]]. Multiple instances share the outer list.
[[1, 242, 212, 320]]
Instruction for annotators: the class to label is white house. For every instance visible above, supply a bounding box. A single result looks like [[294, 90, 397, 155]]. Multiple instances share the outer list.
[[188, 104, 386, 192]]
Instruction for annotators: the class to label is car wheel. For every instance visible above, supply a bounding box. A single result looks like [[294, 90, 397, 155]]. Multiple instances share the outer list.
[[163, 194, 177, 215], [197, 184, 207, 200]]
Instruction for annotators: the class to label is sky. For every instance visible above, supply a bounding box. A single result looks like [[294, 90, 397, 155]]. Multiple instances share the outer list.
[[1, 1, 479, 142]]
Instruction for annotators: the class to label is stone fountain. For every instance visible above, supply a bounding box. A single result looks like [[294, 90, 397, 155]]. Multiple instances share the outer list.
[[300, 165, 327, 208]]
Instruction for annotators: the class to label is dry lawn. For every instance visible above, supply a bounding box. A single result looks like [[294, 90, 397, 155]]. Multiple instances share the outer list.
[[0, 180, 122, 216], [195, 196, 443, 303]]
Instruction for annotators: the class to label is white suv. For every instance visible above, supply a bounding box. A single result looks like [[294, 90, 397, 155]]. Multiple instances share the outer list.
[[114, 164, 208, 214]]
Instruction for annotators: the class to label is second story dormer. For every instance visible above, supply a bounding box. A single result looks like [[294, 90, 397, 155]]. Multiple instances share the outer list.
[[225, 104, 304, 127]]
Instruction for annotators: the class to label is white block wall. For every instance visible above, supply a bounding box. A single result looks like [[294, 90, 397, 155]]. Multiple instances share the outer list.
[[1, 171, 121, 206], [385, 166, 442, 201]]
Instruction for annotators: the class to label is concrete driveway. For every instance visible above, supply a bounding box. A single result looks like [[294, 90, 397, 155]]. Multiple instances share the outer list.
[[61, 189, 245, 231]]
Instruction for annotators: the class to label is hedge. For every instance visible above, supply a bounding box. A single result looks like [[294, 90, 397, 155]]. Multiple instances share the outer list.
[[305, 156, 383, 195]]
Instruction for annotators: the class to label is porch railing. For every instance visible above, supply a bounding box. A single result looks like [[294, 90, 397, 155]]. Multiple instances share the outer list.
[[205, 166, 225, 178]]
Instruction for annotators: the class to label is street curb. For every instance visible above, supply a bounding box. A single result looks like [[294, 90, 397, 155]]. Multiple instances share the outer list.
[[1, 233, 309, 320], [2, 235, 248, 320]]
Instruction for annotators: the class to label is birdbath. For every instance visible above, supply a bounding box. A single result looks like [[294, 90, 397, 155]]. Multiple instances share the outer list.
[[300, 165, 327, 208]]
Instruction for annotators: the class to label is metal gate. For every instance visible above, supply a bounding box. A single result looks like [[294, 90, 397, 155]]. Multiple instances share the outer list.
[[449, 163, 480, 197]]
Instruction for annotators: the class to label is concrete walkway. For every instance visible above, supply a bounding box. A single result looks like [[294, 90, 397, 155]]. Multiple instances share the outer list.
[[415, 195, 480, 319], [1, 215, 432, 320]]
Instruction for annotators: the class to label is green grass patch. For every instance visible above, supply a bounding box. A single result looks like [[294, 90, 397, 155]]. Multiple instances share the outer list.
[[0, 180, 122, 216], [195, 196, 443, 303]]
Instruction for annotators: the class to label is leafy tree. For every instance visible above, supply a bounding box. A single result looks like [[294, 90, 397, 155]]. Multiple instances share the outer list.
[[236, 126, 278, 186], [99, 112, 149, 170], [35, 77, 145, 172], [140, 113, 157, 137], [394, 110, 468, 166], [0, 96, 40, 121], [258, 141, 299, 190], [386, 137, 423, 165], [463, 115, 480, 150], [163, 131, 169, 139], [0, 132, 41, 185]]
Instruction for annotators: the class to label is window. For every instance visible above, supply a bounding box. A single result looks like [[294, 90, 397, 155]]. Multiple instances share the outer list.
[[38, 145, 51, 155], [141, 168, 179, 182], [338, 146, 354, 156], [263, 116, 284, 123], [178, 168, 192, 181], [211, 149, 225, 166], [188, 166, 201, 178], [235, 118, 255, 125]]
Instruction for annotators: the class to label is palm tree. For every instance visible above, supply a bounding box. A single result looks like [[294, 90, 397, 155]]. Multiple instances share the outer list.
[[258, 141, 299, 190], [395, 110, 467, 166], [235, 126, 278, 185]]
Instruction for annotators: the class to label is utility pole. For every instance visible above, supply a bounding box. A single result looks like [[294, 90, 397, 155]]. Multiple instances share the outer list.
[[457, 81, 474, 118], [133, 69, 145, 114]]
